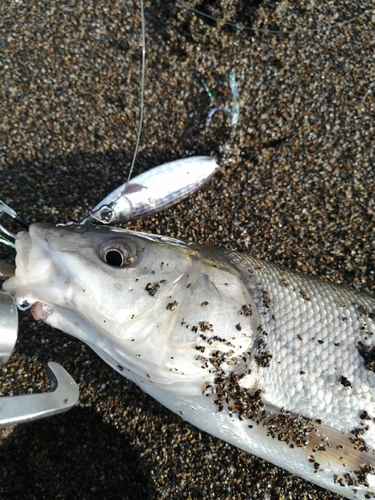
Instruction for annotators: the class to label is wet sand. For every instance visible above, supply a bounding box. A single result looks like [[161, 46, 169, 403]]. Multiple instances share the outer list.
[[0, 1, 374, 498]]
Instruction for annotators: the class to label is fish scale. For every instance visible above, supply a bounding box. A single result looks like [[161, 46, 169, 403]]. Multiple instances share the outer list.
[[229, 253, 375, 436]]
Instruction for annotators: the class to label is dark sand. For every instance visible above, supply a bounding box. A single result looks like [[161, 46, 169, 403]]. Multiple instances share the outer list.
[[0, 1, 374, 498]]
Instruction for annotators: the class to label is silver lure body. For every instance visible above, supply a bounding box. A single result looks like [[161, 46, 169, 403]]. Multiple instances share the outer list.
[[3, 222, 375, 499]]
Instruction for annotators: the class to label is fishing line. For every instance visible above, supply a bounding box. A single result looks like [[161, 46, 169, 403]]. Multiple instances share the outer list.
[[176, 0, 369, 35], [122, 0, 146, 194]]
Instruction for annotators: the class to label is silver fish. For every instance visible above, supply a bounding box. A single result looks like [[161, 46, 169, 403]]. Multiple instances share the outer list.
[[3, 222, 375, 499]]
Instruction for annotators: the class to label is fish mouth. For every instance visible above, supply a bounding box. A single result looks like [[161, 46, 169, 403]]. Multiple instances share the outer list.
[[2, 223, 65, 310], [13, 224, 55, 283]]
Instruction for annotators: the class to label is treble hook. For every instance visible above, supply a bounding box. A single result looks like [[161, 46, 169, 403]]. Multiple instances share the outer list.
[[0, 200, 29, 248]]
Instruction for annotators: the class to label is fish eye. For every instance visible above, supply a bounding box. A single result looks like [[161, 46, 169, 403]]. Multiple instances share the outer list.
[[99, 238, 139, 267]]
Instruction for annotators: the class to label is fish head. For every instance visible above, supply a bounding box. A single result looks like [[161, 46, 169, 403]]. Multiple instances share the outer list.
[[3, 223, 260, 396]]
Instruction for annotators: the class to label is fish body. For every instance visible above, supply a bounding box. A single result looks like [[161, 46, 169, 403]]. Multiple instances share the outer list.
[[3, 222, 375, 499]]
